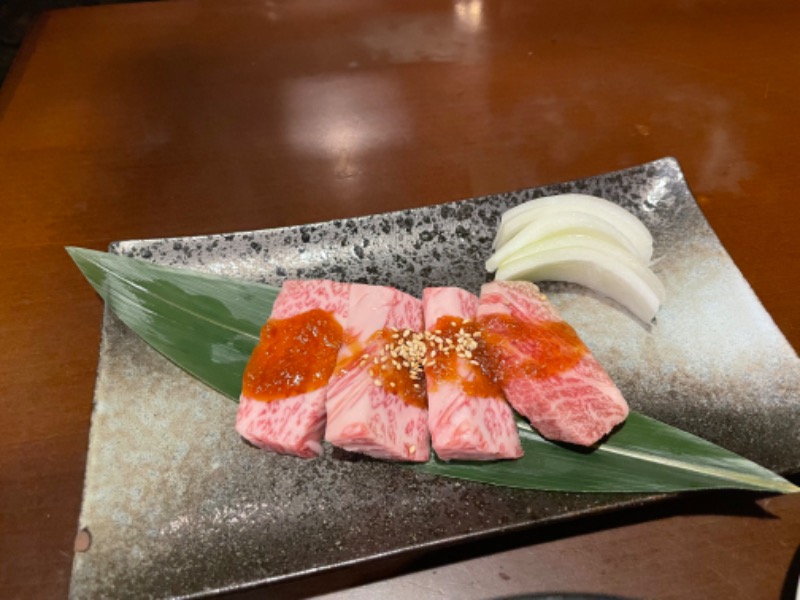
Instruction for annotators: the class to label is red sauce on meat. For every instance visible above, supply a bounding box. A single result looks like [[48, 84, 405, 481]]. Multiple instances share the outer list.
[[242, 308, 343, 402], [334, 330, 366, 373], [425, 316, 504, 399], [363, 329, 428, 410], [480, 314, 587, 381]]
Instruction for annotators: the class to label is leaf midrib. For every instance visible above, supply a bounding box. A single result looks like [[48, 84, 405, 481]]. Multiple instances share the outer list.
[[515, 420, 796, 492], [599, 443, 797, 492]]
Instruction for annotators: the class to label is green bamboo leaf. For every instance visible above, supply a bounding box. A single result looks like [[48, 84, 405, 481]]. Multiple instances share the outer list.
[[417, 415, 797, 493], [68, 246, 798, 494], [67, 246, 278, 399]]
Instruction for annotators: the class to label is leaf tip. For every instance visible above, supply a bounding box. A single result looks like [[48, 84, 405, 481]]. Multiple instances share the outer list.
[[65, 246, 94, 264]]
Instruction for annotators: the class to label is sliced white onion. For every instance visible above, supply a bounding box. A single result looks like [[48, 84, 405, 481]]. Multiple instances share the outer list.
[[494, 194, 653, 260], [485, 210, 648, 273], [495, 244, 666, 323]]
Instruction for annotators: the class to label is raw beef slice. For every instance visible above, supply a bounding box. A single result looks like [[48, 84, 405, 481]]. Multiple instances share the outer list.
[[325, 283, 430, 462], [423, 287, 522, 460], [236, 279, 350, 458], [477, 280, 628, 446]]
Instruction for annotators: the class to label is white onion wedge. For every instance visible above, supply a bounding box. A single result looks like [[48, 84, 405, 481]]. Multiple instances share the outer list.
[[494, 194, 653, 260], [499, 234, 658, 276], [495, 244, 666, 323], [485, 210, 648, 273]]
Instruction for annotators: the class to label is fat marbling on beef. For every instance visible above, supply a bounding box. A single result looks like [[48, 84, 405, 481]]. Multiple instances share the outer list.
[[477, 280, 628, 446], [236, 279, 350, 458], [325, 283, 430, 462], [423, 287, 523, 460]]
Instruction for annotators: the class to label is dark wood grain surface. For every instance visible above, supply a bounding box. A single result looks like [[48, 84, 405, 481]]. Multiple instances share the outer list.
[[0, 1, 798, 598]]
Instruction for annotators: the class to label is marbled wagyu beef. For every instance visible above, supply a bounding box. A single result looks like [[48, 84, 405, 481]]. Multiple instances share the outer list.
[[236, 279, 350, 458], [423, 287, 522, 460], [325, 284, 430, 462], [477, 280, 628, 446]]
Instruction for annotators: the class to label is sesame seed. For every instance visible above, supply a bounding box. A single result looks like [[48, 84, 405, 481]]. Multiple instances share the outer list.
[[373, 379, 382, 387]]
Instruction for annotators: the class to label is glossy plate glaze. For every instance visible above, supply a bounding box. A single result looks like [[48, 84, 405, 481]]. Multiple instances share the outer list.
[[70, 158, 800, 599]]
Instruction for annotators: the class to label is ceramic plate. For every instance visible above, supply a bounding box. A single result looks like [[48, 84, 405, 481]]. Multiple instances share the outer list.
[[69, 158, 800, 599]]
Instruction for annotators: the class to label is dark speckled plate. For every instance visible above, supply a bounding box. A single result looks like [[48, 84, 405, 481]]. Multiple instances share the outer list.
[[70, 158, 800, 599]]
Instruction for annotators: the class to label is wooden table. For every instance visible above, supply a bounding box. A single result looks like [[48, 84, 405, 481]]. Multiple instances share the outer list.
[[1, 1, 798, 598]]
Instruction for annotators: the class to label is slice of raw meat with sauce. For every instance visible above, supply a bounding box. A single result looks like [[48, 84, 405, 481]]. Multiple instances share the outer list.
[[477, 280, 628, 446], [236, 279, 350, 458], [325, 284, 430, 462], [422, 287, 523, 461]]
